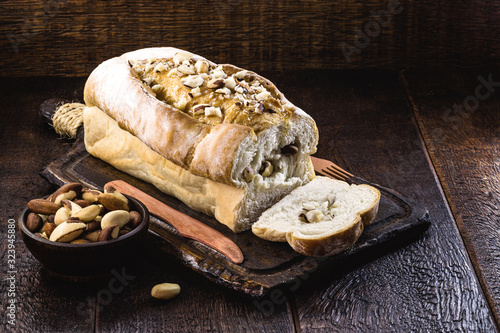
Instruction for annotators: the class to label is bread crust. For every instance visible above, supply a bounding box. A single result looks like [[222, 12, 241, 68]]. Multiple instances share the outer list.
[[83, 106, 314, 232], [189, 123, 254, 184], [286, 216, 364, 257], [357, 184, 381, 226], [83, 47, 318, 187], [252, 177, 381, 256], [287, 188, 381, 257], [83, 106, 245, 230]]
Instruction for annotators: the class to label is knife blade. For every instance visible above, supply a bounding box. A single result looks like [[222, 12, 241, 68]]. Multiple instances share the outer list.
[[105, 180, 244, 264]]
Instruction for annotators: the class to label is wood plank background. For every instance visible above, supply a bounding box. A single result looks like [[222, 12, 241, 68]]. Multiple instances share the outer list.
[[401, 67, 500, 326], [1, 0, 500, 77], [1, 0, 500, 331], [0, 77, 294, 332], [278, 70, 496, 332], [1, 72, 498, 332]]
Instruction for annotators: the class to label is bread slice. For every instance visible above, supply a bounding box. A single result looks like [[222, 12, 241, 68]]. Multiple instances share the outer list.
[[252, 176, 381, 256]]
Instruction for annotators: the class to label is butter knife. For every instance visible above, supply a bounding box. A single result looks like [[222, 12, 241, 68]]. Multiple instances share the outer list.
[[105, 180, 244, 264]]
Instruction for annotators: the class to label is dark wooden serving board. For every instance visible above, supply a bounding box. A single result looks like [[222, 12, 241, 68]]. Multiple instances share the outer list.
[[40, 137, 431, 297]]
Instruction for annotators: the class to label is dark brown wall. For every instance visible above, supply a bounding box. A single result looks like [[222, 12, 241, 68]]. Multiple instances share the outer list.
[[1, 0, 499, 77]]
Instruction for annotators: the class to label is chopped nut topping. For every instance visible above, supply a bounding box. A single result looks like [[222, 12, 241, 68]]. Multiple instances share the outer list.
[[235, 85, 248, 94], [177, 64, 196, 75], [130, 52, 293, 128], [224, 76, 237, 90], [234, 70, 247, 80], [173, 96, 190, 110], [237, 96, 249, 107], [195, 60, 209, 74], [181, 75, 204, 88], [190, 86, 202, 98], [207, 79, 224, 89], [173, 51, 193, 65], [255, 102, 265, 114], [212, 66, 227, 79], [151, 84, 163, 93], [216, 87, 231, 96], [204, 106, 222, 117], [167, 68, 178, 76], [193, 104, 211, 115], [154, 63, 167, 73], [145, 62, 155, 72], [256, 90, 271, 101]]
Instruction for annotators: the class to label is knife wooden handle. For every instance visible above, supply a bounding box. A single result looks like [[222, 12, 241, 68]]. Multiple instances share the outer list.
[[105, 180, 244, 264]]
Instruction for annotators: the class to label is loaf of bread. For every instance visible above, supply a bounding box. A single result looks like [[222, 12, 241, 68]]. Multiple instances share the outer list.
[[82, 47, 319, 232], [84, 47, 318, 188], [252, 176, 380, 256]]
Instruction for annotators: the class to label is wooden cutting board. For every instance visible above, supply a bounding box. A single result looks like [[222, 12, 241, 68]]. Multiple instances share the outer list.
[[41, 137, 431, 297]]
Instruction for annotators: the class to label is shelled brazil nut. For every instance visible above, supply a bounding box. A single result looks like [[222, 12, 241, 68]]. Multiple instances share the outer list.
[[25, 183, 142, 244]]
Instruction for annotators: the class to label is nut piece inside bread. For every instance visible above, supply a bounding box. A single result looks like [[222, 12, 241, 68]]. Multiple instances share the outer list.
[[252, 176, 381, 256]]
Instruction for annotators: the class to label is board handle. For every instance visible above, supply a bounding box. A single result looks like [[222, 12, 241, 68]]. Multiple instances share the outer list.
[[40, 98, 85, 139]]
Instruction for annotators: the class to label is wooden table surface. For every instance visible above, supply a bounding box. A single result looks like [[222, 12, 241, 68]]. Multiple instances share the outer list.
[[1, 68, 499, 332]]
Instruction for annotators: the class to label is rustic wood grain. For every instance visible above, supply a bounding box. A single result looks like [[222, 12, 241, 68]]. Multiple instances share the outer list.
[[93, 251, 295, 333], [272, 70, 498, 331], [0, 72, 498, 332], [1, 0, 500, 77], [401, 67, 500, 327], [39, 135, 430, 297], [0, 77, 95, 332], [0, 77, 294, 332]]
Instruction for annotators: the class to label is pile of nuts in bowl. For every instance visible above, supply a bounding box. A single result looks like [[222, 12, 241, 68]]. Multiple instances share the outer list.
[[26, 183, 142, 244]]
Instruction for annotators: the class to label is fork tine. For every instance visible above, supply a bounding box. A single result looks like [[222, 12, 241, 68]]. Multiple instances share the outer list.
[[310, 156, 354, 181], [319, 168, 349, 181], [326, 165, 354, 179]]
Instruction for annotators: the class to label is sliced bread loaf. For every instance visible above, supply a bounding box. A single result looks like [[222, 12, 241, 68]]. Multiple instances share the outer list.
[[251, 176, 380, 256]]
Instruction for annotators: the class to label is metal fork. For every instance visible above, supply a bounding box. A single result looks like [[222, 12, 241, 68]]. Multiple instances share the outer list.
[[310, 156, 354, 181]]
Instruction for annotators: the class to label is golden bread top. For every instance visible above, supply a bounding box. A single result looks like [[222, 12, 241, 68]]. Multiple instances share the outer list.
[[84, 47, 318, 187], [129, 51, 294, 133]]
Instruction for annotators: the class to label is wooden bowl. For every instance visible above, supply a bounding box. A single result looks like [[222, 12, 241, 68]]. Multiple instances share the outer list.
[[18, 194, 149, 280]]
